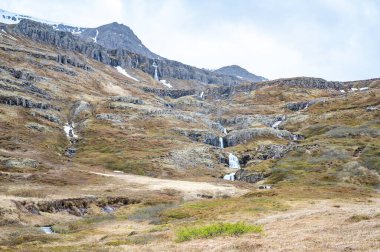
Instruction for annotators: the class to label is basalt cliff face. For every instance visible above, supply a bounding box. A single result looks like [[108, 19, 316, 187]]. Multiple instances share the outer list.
[[11, 19, 244, 86]]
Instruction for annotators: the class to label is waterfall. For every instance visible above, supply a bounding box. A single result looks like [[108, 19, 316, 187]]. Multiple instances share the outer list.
[[272, 120, 282, 129], [272, 116, 286, 129], [223, 128, 227, 135], [229, 153, 240, 169], [200, 91, 204, 99], [223, 172, 235, 181], [153, 61, 159, 81], [154, 68, 159, 81], [63, 123, 77, 139], [219, 137, 224, 148], [40, 226, 54, 234]]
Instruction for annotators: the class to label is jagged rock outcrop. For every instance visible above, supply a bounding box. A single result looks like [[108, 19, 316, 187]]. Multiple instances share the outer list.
[[142, 87, 196, 99], [30, 112, 60, 123], [240, 144, 295, 166], [14, 20, 111, 63], [224, 128, 299, 147], [234, 169, 265, 183], [111, 96, 144, 105], [205, 85, 236, 99], [218, 115, 286, 128], [26, 122, 49, 132], [0, 65, 41, 81], [56, 54, 91, 71], [0, 157, 39, 169], [286, 98, 326, 111], [15, 196, 140, 216], [0, 45, 90, 72], [175, 129, 220, 147], [0, 95, 53, 110], [255, 144, 294, 160], [96, 113, 125, 123]]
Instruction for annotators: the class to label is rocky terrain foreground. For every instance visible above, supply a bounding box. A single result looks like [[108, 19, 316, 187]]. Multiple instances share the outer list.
[[0, 18, 379, 251]]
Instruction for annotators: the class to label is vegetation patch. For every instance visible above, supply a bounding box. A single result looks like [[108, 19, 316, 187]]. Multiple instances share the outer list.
[[175, 222, 263, 242], [346, 214, 371, 223], [128, 203, 177, 224]]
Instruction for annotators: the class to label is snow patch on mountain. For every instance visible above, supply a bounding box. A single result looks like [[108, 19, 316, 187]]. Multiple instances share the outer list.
[[93, 29, 99, 43], [115, 66, 139, 82], [0, 29, 17, 40], [0, 9, 86, 34], [159, 80, 173, 88]]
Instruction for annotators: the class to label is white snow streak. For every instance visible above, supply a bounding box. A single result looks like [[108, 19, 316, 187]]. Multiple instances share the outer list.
[[159, 79, 173, 88], [93, 29, 99, 43], [115, 66, 139, 82]]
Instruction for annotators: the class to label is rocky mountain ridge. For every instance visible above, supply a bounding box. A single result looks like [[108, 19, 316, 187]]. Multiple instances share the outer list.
[[9, 19, 246, 86], [0, 8, 266, 86]]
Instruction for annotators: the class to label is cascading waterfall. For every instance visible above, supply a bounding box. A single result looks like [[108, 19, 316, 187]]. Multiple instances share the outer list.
[[272, 116, 285, 129], [272, 120, 282, 128], [40, 226, 54, 234], [63, 122, 78, 139], [229, 153, 240, 169], [200, 91, 204, 99], [152, 61, 159, 81], [223, 127, 227, 135], [219, 137, 224, 148], [223, 172, 235, 181]]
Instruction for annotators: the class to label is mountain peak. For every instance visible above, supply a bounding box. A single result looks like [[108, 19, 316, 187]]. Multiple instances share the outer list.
[[214, 65, 267, 82], [78, 22, 159, 59]]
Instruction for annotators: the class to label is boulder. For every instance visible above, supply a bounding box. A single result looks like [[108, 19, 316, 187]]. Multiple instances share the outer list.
[[286, 98, 326, 111], [0, 95, 51, 109], [111, 96, 144, 105]]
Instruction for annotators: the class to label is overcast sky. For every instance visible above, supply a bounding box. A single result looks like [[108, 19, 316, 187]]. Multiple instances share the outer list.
[[1, 0, 380, 81]]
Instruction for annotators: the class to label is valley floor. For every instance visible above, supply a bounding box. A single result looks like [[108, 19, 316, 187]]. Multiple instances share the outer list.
[[126, 198, 380, 252], [0, 168, 378, 251]]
